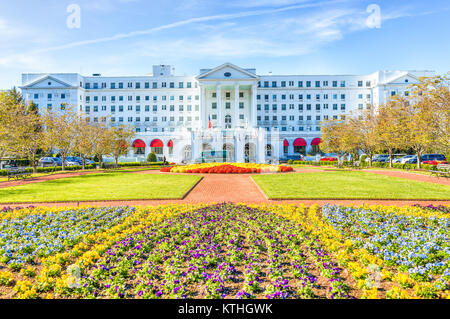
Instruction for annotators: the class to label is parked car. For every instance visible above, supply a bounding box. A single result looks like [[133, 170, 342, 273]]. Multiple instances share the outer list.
[[66, 156, 83, 165], [38, 157, 62, 167], [279, 155, 304, 163], [371, 154, 390, 163], [391, 154, 408, 163], [420, 154, 447, 162], [394, 155, 416, 164], [406, 154, 447, 165], [406, 156, 418, 164]]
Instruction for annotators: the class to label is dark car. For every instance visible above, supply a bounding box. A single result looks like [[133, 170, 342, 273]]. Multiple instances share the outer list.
[[38, 157, 62, 167], [279, 155, 304, 163], [372, 154, 390, 163], [420, 154, 446, 162], [66, 156, 83, 165]]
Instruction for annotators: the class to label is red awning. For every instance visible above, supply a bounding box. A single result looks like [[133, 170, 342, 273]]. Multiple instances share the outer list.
[[311, 138, 322, 146], [167, 140, 173, 147], [150, 139, 164, 148], [132, 139, 146, 148], [283, 139, 289, 147], [293, 138, 307, 147]]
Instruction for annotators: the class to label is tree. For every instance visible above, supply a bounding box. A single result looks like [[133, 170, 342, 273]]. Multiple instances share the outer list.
[[403, 77, 444, 168], [11, 104, 46, 173], [92, 123, 114, 168], [110, 125, 135, 165], [74, 119, 97, 170], [376, 98, 409, 168], [409, 75, 449, 158], [352, 107, 379, 167], [321, 118, 351, 163], [43, 110, 78, 171], [0, 91, 45, 170]]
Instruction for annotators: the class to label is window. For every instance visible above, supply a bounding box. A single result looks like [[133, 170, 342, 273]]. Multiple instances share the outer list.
[[358, 81, 363, 87], [298, 81, 303, 87], [239, 102, 244, 109]]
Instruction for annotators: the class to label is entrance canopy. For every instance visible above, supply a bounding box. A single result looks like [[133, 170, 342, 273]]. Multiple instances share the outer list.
[[311, 138, 322, 146], [167, 140, 173, 148], [283, 139, 289, 147], [293, 138, 307, 147], [132, 139, 146, 148], [150, 139, 164, 148]]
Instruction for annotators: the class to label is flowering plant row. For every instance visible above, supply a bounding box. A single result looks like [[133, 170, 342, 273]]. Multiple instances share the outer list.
[[0, 203, 448, 299], [276, 203, 450, 299], [160, 163, 294, 174]]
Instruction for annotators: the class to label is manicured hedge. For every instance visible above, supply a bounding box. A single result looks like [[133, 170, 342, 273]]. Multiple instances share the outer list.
[[288, 160, 436, 171], [116, 162, 164, 167]]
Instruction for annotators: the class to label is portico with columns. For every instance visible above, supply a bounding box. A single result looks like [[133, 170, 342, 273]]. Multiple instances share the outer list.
[[194, 63, 269, 163]]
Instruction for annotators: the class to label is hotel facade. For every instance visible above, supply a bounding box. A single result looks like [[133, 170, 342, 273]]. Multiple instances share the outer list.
[[20, 63, 434, 163]]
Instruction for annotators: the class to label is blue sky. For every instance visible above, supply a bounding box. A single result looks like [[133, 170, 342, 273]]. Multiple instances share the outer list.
[[0, 0, 449, 88]]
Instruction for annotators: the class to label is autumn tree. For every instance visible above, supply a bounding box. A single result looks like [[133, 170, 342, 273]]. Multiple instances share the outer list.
[[43, 109, 78, 171], [376, 97, 409, 168], [409, 76, 449, 158], [12, 102, 47, 173], [110, 125, 135, 165], [73, 118, 97, 170], [352, 107, 379, 166], [321, 118, 351, 163]]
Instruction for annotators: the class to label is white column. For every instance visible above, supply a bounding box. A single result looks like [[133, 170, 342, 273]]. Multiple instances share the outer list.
[[270, 129, 280, 164], [216, 84, 222, 128], [257, 127, 266, 163], [234, 83, 240, 128], [235, 131, 245, 163], [200, 84, 207, 129], [251, 83, 257, 128]]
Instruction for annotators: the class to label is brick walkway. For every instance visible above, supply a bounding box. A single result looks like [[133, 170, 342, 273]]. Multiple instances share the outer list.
[[1, 170, 449, 208]]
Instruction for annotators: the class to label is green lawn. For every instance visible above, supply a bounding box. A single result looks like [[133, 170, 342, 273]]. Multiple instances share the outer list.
[[0, 172, 201, 203], [252, 171, 450, 199]]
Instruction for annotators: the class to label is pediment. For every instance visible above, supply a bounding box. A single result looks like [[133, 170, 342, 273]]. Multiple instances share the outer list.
[[22, 75, 74, 89], [383, 73, 420, 85], [197, 63, 259, 81]]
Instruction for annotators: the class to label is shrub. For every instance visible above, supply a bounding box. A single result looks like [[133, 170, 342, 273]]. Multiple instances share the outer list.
[[147, 152, 157, 163]]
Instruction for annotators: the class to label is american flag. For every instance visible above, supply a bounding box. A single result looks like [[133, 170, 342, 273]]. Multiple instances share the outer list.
[[208, 115, 212, 129]]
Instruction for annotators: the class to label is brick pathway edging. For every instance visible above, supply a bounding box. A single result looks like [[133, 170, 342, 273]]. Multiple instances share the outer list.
[[249, 176, 269, 200]]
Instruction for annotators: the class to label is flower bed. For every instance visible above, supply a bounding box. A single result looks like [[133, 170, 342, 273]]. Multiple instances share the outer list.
[[160, 163, 294, 174], [0, 204, 448, 299]]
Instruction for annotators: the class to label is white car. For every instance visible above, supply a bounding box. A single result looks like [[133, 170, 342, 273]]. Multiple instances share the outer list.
[[396, 155, 416, 164]]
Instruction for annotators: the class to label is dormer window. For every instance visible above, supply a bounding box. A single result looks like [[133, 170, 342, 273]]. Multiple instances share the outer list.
[[405, 79, 409, 83], [48, 82, 51, 85]]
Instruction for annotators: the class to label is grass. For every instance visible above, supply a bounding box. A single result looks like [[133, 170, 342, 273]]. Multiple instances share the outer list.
[[0, 172, 200, 203], [0, 167, 162, 182], [252, 171, 450, 199]]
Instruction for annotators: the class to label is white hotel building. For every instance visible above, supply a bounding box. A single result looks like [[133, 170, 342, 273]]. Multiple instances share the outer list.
[[20, 63, 434, 163]]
